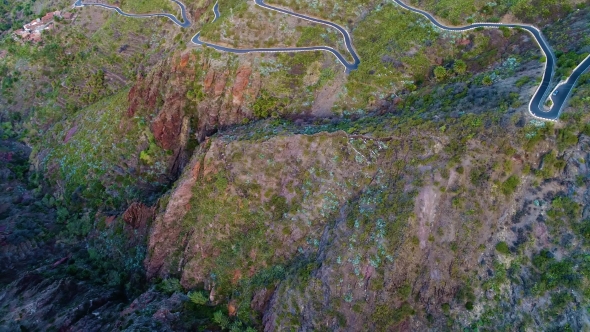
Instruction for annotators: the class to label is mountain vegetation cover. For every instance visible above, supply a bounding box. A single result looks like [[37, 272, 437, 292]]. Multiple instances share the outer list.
[[0, 0, 589, 330]]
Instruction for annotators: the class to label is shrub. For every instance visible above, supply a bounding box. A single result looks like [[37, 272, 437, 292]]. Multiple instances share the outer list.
[[470, 166, 489, 186], [499, 26, 511, 38], [252, 90, 282, 118], [465, 302, 474, 311], [213, 311, 230, 329], [434, 66, 447, 81], [158, 278, 183, 295], [398, 284, 412, 299], [573, 219, 590, 243], [453, 60, 467, 75], [266, 194, 288, 220], [501, 175, 520, 195], [187, 291, 208, 305], [495, 241, 510, 255], [557, 128, 578, 151], [515, 76, 531, 88], [532, 250, 580, 294], [372, 303, 415, 327]]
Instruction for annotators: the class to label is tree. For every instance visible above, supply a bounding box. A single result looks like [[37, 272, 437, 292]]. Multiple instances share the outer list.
[[433, 66, 447, 81], [482, 75, 493, 86], [453, 59, 467, 75]]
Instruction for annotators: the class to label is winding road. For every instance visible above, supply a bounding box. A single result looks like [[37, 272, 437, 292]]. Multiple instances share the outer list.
[[393, 0, 590, 121], [73, 0, 590, 121], [73, 0, 190, 27], [192, 0, 360, 70]]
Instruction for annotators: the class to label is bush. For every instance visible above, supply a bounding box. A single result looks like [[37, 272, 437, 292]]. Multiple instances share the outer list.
[[465, 301, 474, 311], [470, 166, 489, 186], [532, 250, 580, 294], [213, 311, 230, 329], [158, 278, 183, 294], [453, 60, 467, 75], [573, 219, 590, 243], [266, 194, 288, 220], [495, 241, 510, 255], [501, 175, 520, 195], [434, 66, 447, 81], [441, 303, 450, 314], [252, 90, 282, 118], [398, 284, 412, 299], [187, 291, 208, 305], [499, 26, 511, 38], [372, 303, 415, 327], [557, 128, 578, 151]]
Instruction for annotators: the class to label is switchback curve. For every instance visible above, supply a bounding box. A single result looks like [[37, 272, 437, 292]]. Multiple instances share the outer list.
[[393, 0, 590, 121], [73, 0, 190, 27], [73, 0, 590, 120]]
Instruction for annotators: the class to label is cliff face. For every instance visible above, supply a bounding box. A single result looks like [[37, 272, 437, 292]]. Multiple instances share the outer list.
[[127, 51, 261, 151]]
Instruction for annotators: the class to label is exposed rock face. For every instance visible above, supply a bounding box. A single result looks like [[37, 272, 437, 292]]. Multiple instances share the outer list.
[[144, 142, 207, 278], [232, 67, 252, 106], [127, 52, 196, 151], [123, 202, 155, 229], [127, 52, 259, 151], [195, 64, 259, 142]]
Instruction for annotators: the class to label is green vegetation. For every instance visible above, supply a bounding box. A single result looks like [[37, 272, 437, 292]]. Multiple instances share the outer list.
[[371, 303, 415, 330], [40, 91, 169, 210], [453, 59, 467, 75], [346, 4, 441, 105], [410, 0, 576, 25], [158, 278, 184, 294], [118, 0, 176, 14], [556, 51, 590, 80], [495, 241, 511, 255], [531, 250, 580, 294], [1, 0, 589, 330], [199, 0, 248, 39], [295, 25, 351, 62], [188, 290, 209, 305], [434, 66, 447, 81], [537, 150, 566, 179], [268, 0, 379, 24], [515, 76, 531, 88], [252, 90, 284, 118], [501, 175, 520, 195]]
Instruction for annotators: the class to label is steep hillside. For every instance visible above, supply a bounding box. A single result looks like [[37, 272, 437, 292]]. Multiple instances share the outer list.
[[0, 0, 589, 331], [141, 91, 590, 330]]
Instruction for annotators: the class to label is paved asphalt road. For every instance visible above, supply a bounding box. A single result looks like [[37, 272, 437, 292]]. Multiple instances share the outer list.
[[549, 54, 590, 114], [212, 2, 220, 22], [192, 0, 360, 70], [73, 0, 190, 27], [392, 0, 590, 121], [75, 0, 590, 120]]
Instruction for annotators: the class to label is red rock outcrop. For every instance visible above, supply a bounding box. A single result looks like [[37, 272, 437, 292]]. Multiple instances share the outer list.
[[144, 143, 206, 278], [126, 52, 257, 151], [232, 67, 252, 106], [123, 202, 155, 229]]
